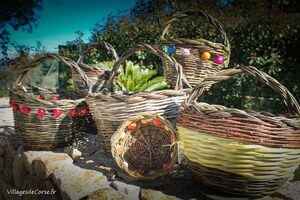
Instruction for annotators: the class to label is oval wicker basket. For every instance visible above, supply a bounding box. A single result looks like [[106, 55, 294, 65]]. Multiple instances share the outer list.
[[177, 66, 300, 198], [86, 43, 189, 153], [74, 41, 119, 94], [9, 53, 91, 150], [159, 9, 230, 88], [111, 113, 178, 180]]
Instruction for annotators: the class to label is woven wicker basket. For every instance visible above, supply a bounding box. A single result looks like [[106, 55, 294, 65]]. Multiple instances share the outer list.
[[86, 43, 188, 153], [74, 41, 119, 95], [159, 9, 230, 88], [9, 53, 91, 150], [111, 113, 178, 180], [177, 66, 300, 198]]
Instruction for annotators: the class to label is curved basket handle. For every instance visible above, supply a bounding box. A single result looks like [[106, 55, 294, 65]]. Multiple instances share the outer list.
[[77, 41, 119, 69], [105, 43, 188, 92], [185, 66, 300, 116], [159, 9, 230, 49], [13, 53, 91, 94]]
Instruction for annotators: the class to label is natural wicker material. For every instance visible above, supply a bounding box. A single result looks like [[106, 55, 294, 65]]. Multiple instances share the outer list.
[[159, 9, 230, 88], [177, 66, 300, 197], [86, 43, 188, 153], [10, 53, 90, 150], [74, 41, 119, 94], [111, 114, 178, 180]]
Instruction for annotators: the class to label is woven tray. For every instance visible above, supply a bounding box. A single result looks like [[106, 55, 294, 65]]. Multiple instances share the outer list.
[[177, 66, 300, 197], [159, 9, 230, 88], [74, 41, 119, 94], [111, 114, 178, 180], [86, 43, 189, 153], [9, 53, 91, 150]]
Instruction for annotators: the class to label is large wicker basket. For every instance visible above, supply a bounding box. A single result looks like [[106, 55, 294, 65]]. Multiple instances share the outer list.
[[74, 41, 119, 95], [159, 9, 230, 88], [86, 43, 188, 153], [177, 66, 300, 198], [111, 113, 178, 180], [9, 53, 91, 150]]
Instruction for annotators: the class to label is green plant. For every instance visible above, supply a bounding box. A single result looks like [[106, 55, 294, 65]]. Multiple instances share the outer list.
[[116, 61, 168, 92], [0, 69, 18, 97]]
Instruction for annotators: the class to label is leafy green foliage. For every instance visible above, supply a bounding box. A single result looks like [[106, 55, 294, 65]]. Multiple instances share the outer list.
[[0, 69, 18, 97], [116, 61, 168, 92]]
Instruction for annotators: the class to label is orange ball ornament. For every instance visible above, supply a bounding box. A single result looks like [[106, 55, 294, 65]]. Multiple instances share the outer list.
[[128, 122, 137, 130], [202, 52, 211, 61]]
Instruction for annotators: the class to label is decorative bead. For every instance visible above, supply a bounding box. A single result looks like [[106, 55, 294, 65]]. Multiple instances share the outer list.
[[164, 125, 170, 131], [214, 56, 224, 64], [170, 135, 175, 143], [39, 95, 45, 100], [81, 108, 89, 115], [183, 48, 190, 56], [202, 52, 211, 61], [51, 96, 59, 100], [53, 109, 62, 117], [128, 122, 137, 130], [152, 119, 162, 126], [21, 106, 31, 114], [140, 119, 148, 124], [162, 163, 168, 169], [167, 45, 175, 54], [69, 109, 78, 116], [9, 100, 14, 107], [37, 109, 46, 117], [12, 103, 19, 110], [135, 169, 144, 174]]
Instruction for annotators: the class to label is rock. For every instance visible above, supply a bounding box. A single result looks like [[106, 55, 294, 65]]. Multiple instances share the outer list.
[[139, 188, 178, 200], [0, 138, 6, 147], [0, 156, 4, 172], [277, 181, 300, 200], [110, 181, 140, 200], [13, 146, 28, 189], [87, 188, 128, 200], [52, 164, 109, 200], [22, 151, 72, 177], [0, 146, 5, 156], [3, 147, 15, 182], [2, 181, 22, 200], [70, 149, 81, 161], [22, 173, 59, 200]]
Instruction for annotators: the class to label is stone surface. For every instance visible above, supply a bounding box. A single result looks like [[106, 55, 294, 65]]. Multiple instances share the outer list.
[[2, 181, 22, 200], [0, 138, 7, 147], [22, 151, 72, 177], [70, 149, 81, 161], [32, 153, 73, 178], [110, 181, 140, 200], [277, 181, 300, 200], [139, 188, 178, 200], [13, 146, 28, 189], [87, 188, 128, 200], [0, 156, 4, 172], [52, 164, 109, 200], [3, 147, 15, 182], [0, 147, 5, 156]]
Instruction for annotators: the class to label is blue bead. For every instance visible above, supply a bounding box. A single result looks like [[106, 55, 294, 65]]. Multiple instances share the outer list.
[[167, 45, 175, 54]]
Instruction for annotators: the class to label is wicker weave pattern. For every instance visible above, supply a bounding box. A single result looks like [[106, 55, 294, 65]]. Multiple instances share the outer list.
[[111, 114, 178, 180], [86, 44, 188, 152], [10, 53, 90, 150], [177, 66, 300, 197], [73, 41, 119, 94], [159, 10, 230, 88]]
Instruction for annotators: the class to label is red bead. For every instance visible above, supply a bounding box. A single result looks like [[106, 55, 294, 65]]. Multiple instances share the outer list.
[[12, 103, 19, 110], [69, 109, 78, 116], [37, 109, 46, 117], [170, 135, 175, 143], [51, 96, 59, 100], [21, 106, 31, 114], [81, 108, 89, 115], [152, 119, 162, 126], [128, 122, 137, 130], [162, 163, 168, 169], [9, 100, 14, 107], [53, 109, 62, 117], [39, 95, 45, 100]]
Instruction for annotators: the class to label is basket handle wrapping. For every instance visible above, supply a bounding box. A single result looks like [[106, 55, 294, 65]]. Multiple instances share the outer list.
[[185, 66, 300, 116], [77, 41, 119, 68], [13, 53, 92, 95], [159, 9, 230, 49], [105, 43, 187, 92]]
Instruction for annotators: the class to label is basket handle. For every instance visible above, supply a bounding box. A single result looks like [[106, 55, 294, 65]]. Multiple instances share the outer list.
[[159, 9, 230, 49], [105, 43, 187, 92], [185, 66, 300, 116], [13, 53, 92, 94], [77, 41, 119, 68]]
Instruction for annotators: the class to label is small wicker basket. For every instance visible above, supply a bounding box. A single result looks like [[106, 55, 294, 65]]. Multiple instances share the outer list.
[[74, 41, 119, 94], [9, 53, 91, 150], [86, 43, 188, 153], [159, 9, 230, 88], [177, 66, 300, 198], [111, 114, 178, 180]]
